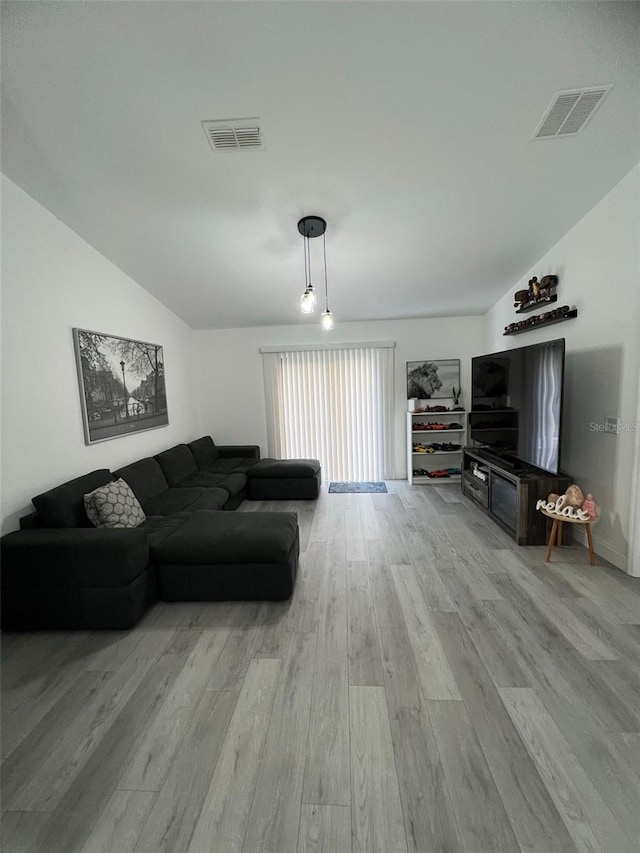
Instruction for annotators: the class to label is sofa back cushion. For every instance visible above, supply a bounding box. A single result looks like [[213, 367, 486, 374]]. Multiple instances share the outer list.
[[113, 458, 169, 505], [155, 444, 198, 487], [32, 469, 113, 528], [188, 436, 219, 470]]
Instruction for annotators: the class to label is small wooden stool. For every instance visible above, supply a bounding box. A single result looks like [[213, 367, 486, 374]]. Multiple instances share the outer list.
[[541, 508, 598, 565]]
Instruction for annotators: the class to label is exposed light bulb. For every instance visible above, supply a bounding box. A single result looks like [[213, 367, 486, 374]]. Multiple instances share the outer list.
[[321, 310, 334, 331], [300, 286, 316, 314]]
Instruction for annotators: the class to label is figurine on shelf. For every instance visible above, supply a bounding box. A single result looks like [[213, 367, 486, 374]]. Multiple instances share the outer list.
[[513, 289, 528, 309], [528, 277, 535, 301], [539, 274, 558, 300], [582, 493, 598, 518], [531, 277, 540, 299]]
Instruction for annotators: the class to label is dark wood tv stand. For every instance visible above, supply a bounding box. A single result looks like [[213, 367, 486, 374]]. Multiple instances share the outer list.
[[462, 448, 571, 545]]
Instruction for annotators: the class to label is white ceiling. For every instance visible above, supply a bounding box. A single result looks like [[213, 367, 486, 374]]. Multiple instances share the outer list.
[[2, 1, 639, 330]]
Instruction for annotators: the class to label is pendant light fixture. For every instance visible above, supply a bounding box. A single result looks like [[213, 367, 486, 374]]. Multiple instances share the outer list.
[[319, 224, 334, 330], [297, 215, 334, 329], [299, 220, 316, 314]]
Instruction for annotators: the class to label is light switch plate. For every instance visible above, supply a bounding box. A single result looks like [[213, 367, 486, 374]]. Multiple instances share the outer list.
[[605, 416, 620, 434]]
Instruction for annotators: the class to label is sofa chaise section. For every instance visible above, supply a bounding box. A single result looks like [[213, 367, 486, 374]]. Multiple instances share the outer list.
[[152, 510, 299, 601], [247, 458, 322, 500]]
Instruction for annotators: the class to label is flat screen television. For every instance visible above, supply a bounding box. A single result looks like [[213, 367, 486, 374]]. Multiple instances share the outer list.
[[470, 338, 565, 474]]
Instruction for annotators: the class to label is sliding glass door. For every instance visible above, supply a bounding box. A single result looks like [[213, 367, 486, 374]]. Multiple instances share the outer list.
[[262, 344, 394, 481]]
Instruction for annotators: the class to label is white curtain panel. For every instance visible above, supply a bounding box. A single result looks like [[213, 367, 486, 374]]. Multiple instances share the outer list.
[[262, 344, 395, 481]]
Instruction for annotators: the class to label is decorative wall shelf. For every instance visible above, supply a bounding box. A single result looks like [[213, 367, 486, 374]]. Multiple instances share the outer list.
[[504, 308, 578, 336], [516, 294, 558, 314]]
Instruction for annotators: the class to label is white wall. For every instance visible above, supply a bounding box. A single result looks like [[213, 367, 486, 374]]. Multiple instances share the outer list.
[[193, 316, 486, 480], [485, 164, 640, 573], [1, 177, 199, 534]]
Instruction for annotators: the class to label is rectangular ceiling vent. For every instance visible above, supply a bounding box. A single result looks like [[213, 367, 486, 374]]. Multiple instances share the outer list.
[[201, 118, 263, 152], [532, 85, 613, 140]]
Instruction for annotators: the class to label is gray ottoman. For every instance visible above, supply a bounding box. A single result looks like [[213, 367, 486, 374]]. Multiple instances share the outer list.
[[152, 510, 299, 601], [247, 458, 321, 500]]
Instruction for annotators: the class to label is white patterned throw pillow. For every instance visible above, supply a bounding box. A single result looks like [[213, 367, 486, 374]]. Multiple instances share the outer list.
[[83, 488, 102, 527], [84, 479, 146, 529]]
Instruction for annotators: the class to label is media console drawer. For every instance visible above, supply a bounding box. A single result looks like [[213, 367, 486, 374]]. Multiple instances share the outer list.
[[462, 474, 489, 508]]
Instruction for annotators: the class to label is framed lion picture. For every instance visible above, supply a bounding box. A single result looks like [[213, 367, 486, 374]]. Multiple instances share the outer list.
[[406, 358, 460, 400]]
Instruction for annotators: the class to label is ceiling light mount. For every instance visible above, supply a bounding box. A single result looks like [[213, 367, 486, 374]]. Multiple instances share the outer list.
[[297, 216, 327, 239], [297, 215, 333, 328]]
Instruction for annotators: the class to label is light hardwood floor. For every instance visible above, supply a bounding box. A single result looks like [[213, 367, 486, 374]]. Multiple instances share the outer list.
[[2, 483, 640, 853]]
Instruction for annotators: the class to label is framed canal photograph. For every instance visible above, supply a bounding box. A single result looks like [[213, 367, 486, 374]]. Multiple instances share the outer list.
[[73, 328, 169, 444], [406, 358, 460, 400]]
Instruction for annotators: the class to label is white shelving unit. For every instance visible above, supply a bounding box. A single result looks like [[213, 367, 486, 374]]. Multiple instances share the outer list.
[[407, 410, 467, 485]]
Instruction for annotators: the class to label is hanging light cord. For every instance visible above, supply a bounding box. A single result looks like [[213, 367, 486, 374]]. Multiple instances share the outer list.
[[323, 231, 329, 310], [303, 230, 309, 291]]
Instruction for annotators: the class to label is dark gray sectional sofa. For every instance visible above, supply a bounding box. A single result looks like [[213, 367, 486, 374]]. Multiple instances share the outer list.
[[1, 437, 316, 631]]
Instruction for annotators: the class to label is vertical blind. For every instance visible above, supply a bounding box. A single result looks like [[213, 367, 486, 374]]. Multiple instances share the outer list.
[[261, 344, 395, 481]]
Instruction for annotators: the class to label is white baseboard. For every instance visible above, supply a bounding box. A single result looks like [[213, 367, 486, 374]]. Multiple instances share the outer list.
[[572, 525, 630, 573]]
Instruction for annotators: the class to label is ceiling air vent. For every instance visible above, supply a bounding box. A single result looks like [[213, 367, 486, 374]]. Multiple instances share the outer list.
[[201, 118, 263, 152], [532, 85, 613, 140]]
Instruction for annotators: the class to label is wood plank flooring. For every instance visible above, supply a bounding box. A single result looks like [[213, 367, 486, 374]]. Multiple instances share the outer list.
[[2, 482, 640, 853]]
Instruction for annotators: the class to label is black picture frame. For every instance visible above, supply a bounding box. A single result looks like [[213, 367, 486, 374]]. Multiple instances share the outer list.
[[73, 328, 169, 444], [406, 358, 461, 400]]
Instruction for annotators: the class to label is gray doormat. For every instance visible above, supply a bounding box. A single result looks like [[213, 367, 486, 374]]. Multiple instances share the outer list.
[[328, 482, 388, 493]]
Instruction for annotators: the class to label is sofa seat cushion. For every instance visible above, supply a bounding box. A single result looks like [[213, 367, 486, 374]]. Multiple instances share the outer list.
[[178, 471, 247, 495], [154, 509, 298, 565], [248, 458, 321, 478], [190, 489, 231, 511], [142, 487, 227, 517], [32, 469, 114, 528], [206, 458, 260, 475], [142, 513, 192, 556]]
